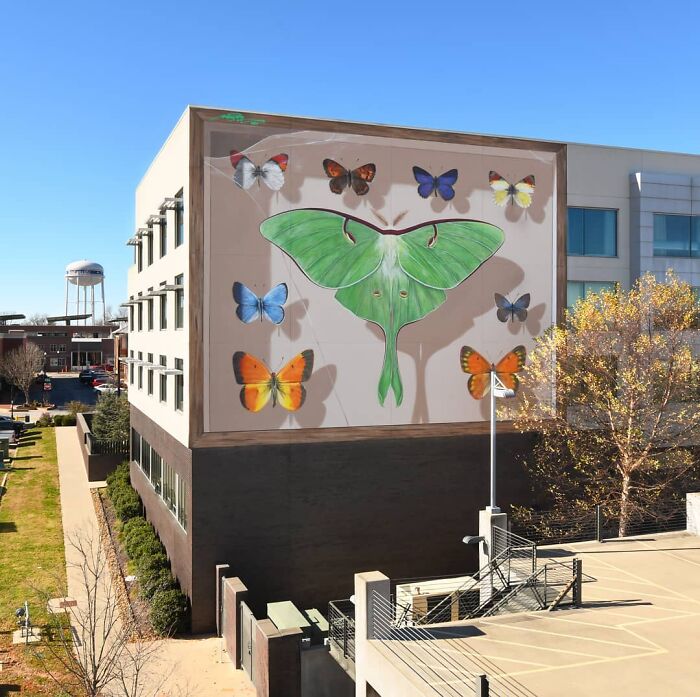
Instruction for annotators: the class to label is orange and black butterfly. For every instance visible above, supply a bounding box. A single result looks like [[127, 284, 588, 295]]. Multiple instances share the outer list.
[[460, 346, 526, 400], [232, 350, 314, 412], [323, 159, 376, 196]]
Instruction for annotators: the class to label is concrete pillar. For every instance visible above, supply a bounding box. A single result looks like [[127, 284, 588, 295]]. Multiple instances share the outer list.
[[354, 571, 390, 697], [222, 577, 248, 669], [215, 563, 230, 637], [253, 618, 302, 697], [478, 508, 508, 606], [687, 493, 700, 534]]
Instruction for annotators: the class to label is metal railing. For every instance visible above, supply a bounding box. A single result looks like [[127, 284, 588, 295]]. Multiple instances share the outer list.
[[328, 599, 355, 662], [86, 432, 129, 456]]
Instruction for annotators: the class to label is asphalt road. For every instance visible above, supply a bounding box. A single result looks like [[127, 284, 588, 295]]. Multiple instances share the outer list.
[[43, 374, 99, 409]]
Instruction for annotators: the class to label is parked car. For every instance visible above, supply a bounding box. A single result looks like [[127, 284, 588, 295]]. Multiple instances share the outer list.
[[79, 369, 97, 384], [91, 376, 113, 387], [0, 415, 26, 436], [94, 384, 122, 395]]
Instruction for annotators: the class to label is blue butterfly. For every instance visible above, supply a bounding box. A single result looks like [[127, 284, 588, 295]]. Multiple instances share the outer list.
[[412, 166, 459, 201], [494, 293, 530, 322], [233, 282, 288, 325]]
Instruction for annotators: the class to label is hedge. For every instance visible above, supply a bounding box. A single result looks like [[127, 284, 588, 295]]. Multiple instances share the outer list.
[[150, 589, 189, 635]]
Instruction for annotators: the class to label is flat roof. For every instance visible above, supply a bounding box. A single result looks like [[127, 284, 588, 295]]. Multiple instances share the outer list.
[[376, 532, 700, 696]]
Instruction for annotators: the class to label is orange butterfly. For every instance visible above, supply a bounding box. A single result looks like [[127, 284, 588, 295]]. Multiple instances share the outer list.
[[232, 350, 314, 412], [460, 346, 526, 400], [323, 159, 376, 196]]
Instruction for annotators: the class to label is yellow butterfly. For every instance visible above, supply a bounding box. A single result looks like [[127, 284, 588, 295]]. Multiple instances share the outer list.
[[489, 171, 536, 209]]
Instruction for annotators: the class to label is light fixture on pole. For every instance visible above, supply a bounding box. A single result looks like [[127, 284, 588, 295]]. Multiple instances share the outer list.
[[488, 369, 516, 513]]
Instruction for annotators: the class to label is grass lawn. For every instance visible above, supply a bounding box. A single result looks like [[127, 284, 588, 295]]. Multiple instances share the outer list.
[[0, 427, 75, 695]]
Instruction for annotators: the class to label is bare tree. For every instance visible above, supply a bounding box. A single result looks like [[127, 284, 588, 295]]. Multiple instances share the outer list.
[[25, 312, 49, 325], [34, 530, 172, 697], [0, 342, 44, 404]]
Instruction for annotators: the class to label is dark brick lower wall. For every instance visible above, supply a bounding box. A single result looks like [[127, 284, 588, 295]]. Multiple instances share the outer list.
[[189, 429, 537, 632]]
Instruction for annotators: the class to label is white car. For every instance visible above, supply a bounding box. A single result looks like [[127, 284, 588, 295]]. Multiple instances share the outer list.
[[94, 384, 123, 395]]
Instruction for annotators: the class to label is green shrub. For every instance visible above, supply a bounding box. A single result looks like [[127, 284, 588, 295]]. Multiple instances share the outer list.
[[113, 487, 141, 522], [120, 516, 151, 545], [61, 414, 76, 426], [66, 400, 90, 416], [53, 415, 64, 426], [130, 534, 164, 560], [92, 393, 130, 441], [123, 524, 156, 559], [140, 567, 176, 601], [150, 589, 189, 635], [135, 552, 169, 576], [36, 414, 53, 427], [107, 462, 130, 500]]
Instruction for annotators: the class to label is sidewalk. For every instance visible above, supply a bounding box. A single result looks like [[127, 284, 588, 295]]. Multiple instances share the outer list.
[[55, 427, 254, 696]]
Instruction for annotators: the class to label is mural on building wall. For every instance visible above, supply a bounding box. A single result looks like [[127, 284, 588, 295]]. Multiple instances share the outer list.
[[260, 209, 504, 405], [233, 350, 314, 412], [460, 345, 526, 400], [233, 282, 288, 325], [494, 293, 530, 323], [489, 171, 536, 208], [203, 121, 558, 431]]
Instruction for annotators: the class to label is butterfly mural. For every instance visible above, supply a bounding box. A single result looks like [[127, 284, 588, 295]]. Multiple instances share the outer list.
[[494, 293, 530, 323], [233, 282, 288, 325], [230, 150, 289, 191], [460, 346, 526, 400], [232, 350, 314, 412], [260, 209, 504, 406], [323, 159, 376, 196], [412, 166, 458, 201], [489, 171, 536, 208]]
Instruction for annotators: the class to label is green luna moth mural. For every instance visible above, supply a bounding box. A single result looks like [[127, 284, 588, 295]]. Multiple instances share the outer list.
[[260, 209, 504, 406]]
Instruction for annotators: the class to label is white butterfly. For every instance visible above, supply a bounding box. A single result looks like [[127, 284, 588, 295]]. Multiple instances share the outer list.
[[230, 150, 288, 191], [489, 171, 536, 208]]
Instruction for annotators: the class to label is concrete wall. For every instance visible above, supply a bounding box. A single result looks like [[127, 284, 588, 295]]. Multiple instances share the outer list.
[[76, 412, 125, 482], [687, 493, 700, 535]]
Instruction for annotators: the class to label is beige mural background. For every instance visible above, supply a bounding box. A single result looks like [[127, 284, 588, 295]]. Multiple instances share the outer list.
[[203, 123, 557, 432]]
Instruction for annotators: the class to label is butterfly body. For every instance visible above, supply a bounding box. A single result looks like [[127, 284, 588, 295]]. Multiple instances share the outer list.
[[230, 151, 289, 191], [323, 159, 376, 196], [489, 171, 535, 208], [460, 345, 526, 399], [233, 282, 288, 325], [494, 292, 530, 322], [232, 350, 314, 412], [412, 166, 458, 201]]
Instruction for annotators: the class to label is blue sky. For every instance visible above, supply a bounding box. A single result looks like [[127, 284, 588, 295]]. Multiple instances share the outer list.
[[2, 1, 700, 317]]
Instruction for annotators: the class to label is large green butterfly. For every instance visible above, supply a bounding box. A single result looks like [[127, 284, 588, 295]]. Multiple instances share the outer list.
[[260, 209, 504, 406]]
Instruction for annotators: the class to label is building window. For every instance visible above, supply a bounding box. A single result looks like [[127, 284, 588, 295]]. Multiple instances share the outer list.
[[163, 461, 176, 513], [131, 428, 141, 465], [129, 350, 134, 385], [159, 293, 167, 330], [159, 355, 167, 402], [137, 302, 143, 331], [175, 358, 183, 411], [653, 214, 700, 257], [150, 451, 162, 494], [147, 299, 154, 331], [568, 208, 617, 257], [138, 351, 143, 389], [175, 190, 184, 247], [137, 242, 143, 272], [159, 216, 167, 257], [141, 438, 151, 479], [147, 353, 154, 395], [147, 225, 154, 266], [129, 305, 134, 332], [567, 281, 616, 309], [174, 274, 184, 329], [177, 474, 187, 529], [49, 344, 65, 352]]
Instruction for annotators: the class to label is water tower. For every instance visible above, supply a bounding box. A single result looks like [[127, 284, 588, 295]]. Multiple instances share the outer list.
[[65, 261, 106, 324]]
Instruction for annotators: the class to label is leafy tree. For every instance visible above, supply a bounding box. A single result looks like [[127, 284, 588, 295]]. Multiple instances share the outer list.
[[510, 272, 700, 537], [92, 392, 130, 441], [0, 342, 44, 404]]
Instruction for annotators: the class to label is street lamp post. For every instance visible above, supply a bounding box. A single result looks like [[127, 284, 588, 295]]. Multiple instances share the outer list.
[[488, 369, 516, 512]]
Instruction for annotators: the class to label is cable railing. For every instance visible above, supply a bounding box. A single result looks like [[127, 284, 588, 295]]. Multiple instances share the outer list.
[[328, 599, 355, 662], [371, 590, 538, 697]]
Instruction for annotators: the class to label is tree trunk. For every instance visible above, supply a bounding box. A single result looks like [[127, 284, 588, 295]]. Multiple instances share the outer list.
[[619, 474, 631, 537]]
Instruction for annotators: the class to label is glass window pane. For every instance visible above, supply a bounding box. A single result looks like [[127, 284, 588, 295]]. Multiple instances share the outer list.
[[584, 209, 616, 256], [654, 214, 691, 257], [692, 218, 700, 258], [585, 281, 615, 296], [567, 208, 585, 255], [567, 281, 584, 308]]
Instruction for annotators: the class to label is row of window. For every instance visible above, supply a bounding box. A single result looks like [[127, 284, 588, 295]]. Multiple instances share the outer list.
[[129, 351, 184, 411], [49, 344, 66, 352], [136, 190, 184, 272], [568, 280, 700, 309], [131, 429, 187, 530], [568, 207, 700, 260], [129, 275, 184, 332]]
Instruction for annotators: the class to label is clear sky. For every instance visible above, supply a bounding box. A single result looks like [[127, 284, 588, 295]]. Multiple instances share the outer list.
[[3, 0, 700, 317]]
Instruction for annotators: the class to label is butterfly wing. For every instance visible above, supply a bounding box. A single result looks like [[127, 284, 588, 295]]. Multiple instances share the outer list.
[[489, 170, 511, 207], [350, 163, 376, 196], [274, 349, 314, 411], [512, 293, 531, 322], [435, 168, 458, 201], [231, 151, 257, 190], [260, 154, 289, 191], [323, 158, 349, 194], [413, 166, 436, 198], [460, 346, 491, 399], [494, 293, 513, 323], [261, 283, 288, 325], [495, 346, 526, 393], [232, 351, 273, 411], [513, 175, 536, 208], [233, 282, 262, 324], [468, 374, 491, 400]]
